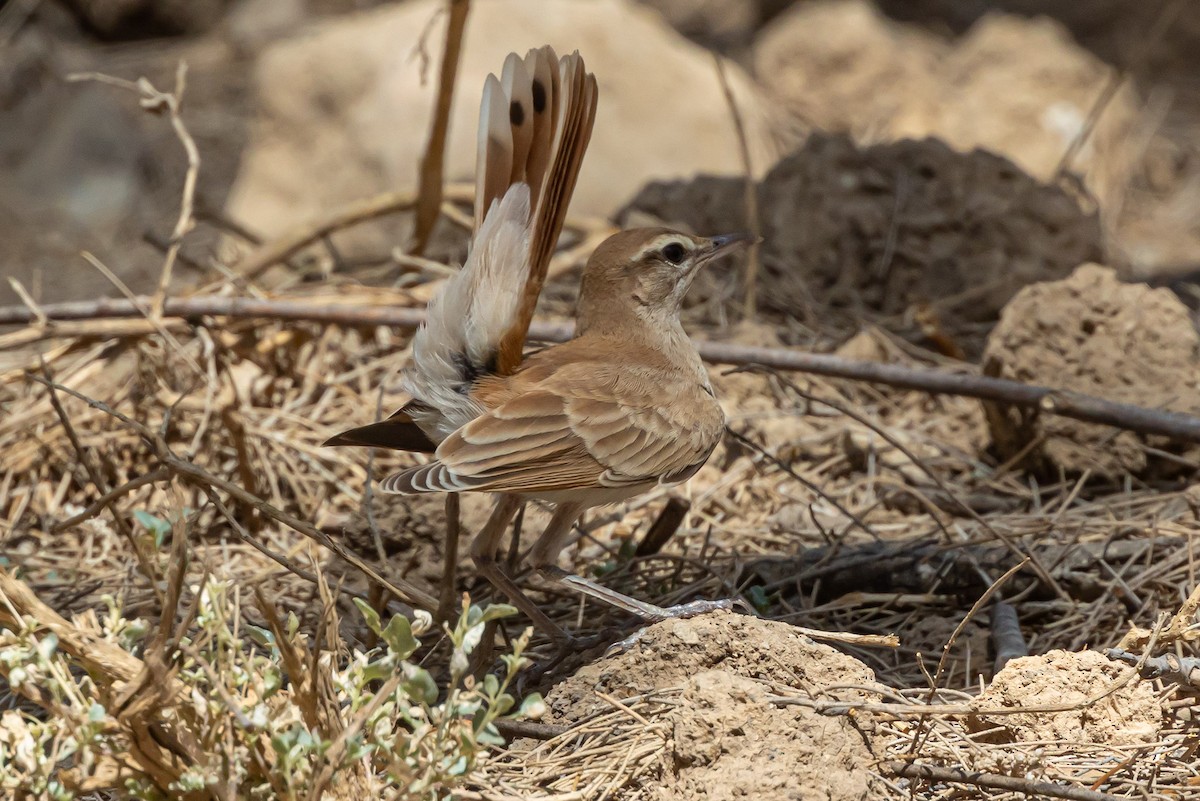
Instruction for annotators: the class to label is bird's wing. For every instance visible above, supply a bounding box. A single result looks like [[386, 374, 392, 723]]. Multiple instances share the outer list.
[[380, 367, 724, 495]]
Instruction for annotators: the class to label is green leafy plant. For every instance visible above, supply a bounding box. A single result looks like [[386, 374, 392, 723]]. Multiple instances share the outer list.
[[0, 576, 542, 800]]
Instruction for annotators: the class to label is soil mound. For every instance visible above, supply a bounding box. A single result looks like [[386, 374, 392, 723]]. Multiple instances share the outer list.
[[983, 263, 1200, 476], [969, 649, 1160, 746], [544, 612, 885, 801], [623, 134, 1103, 348]]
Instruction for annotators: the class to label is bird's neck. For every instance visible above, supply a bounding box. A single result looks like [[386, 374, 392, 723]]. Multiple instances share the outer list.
[[575, 300, 704, 376]]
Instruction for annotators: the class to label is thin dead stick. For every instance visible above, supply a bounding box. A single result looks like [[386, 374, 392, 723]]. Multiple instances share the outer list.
[[9, 295, 1200, 444], [882, 761, 1123, 801], [712, 53, 761, 319], [770, 681, 1134, 719], [932, 558, 1028, 689], [726, 426, 877, 543], [1054, 0, 1183, 182], [410, 0, 471, 255], [7, 277, 46, 326], [749, 368, 1066, 597], [1054, 66, 1125, 182], [234, 186, 474, 280], [37, 358, 160, 588], [792, 626, 898, 648], [53, 466, 170, 532], [80, 252, 203, 376], [69, 66, 200, 319], [202, 486, 372, 605], [903, 558, 1029, 758], [23, 371, 439, 612], [438, 493, 463, 623]]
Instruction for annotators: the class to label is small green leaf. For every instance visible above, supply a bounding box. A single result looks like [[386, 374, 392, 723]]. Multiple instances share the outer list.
[[361, 662, 392, 683], [475, 724, 505, 747], [381, 614, 418, 659], [747, 585, 771, 614], [478, 603, 518, 624], [262, 665, 284, 697], [133, 510, 171, 547], [482, 673, 499, 697], [402, 664, 439, 705], [87, 703, 107, 723], [353, 598, 383, 638], [492, 693, 514, 716], [244, 625, 275, 649]]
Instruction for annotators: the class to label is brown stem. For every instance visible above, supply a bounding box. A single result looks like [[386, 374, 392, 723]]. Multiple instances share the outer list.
[[881, 761, 1123, 801], [410, 0, 471, 255]]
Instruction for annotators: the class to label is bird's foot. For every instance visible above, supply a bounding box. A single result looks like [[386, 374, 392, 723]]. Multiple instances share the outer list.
[[604, 597, 749, 657], [516, 628, 620, 693]]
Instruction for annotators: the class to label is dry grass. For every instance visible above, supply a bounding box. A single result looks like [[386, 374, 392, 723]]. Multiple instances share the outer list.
[[2, 257, 1200, 798], [1, 51, 1199, 801]]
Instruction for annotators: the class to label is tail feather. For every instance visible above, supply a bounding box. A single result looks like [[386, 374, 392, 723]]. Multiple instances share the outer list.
[[399, 48, 597, 444], [475, 72, 513, 232], [321, 409, 438, 453], [501, 53, 535, 187], [495, 52, 598, 374], [523, 47, 558, 203]]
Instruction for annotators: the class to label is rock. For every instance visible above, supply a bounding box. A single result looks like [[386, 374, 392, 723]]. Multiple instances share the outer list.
[[755, 1, 1136, 207], [756, 0, 945, 132], [621, 133, 1103, 348], [969, 649, 1160, 746], [224, 0, 787, 258], [60, 0, 231, 38], [982, 263, 1200, 476], [634, 0, 761, 48]]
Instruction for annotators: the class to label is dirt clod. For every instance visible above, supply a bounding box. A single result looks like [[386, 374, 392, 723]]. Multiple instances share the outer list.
[[969, 649, 1160, 746], [624, 134, 1102, 350], [982, 263, 1200, 476]]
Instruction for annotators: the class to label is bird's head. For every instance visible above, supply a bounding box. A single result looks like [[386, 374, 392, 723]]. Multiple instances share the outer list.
[[577, 228, 754, 331]]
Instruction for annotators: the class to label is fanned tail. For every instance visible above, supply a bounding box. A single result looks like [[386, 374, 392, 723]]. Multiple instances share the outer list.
[[402, 47, 596, 442], [324, 48, 597, 451]]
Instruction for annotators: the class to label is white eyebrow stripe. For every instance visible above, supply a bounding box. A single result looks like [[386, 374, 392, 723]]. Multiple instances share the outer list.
[[632, 235, 695, 262]]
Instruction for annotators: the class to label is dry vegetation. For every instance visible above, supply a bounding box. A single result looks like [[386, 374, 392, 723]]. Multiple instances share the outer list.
[[4, 1, 1200, 799]]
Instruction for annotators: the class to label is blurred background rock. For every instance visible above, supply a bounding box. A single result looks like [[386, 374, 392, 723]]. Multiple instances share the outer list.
[[2, 0, 1198, 344]]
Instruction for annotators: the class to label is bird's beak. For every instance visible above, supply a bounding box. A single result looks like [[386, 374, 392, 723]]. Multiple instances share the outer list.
[[699, 232, 758, 264]]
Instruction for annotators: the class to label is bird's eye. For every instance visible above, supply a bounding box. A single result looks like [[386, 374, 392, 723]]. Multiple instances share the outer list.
[[661, 242, 687, 264]]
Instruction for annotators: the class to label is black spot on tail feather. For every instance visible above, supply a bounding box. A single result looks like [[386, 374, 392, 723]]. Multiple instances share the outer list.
[[510, 100, 525, 126], [453, 350, 499, 394], [532, 80, 547, 113]]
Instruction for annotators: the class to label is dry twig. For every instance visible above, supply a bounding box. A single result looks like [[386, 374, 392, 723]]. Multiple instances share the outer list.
[[882, 760, 1124, 801], [410, 0, 471, 254], [8, 295, 1200, 445], [712, 54, 762, 319]]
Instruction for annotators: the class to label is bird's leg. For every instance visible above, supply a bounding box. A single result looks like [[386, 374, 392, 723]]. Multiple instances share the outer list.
[[470, 493, 570, 643], [531, 503, 734, 623], [436, 494, 462, 624]]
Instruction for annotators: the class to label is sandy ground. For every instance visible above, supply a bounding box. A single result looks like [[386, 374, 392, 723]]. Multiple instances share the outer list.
[[2, 1, 1200, 799]]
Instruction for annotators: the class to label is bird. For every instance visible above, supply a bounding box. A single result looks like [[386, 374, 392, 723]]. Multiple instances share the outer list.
[[325, 46, 751, 642]]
